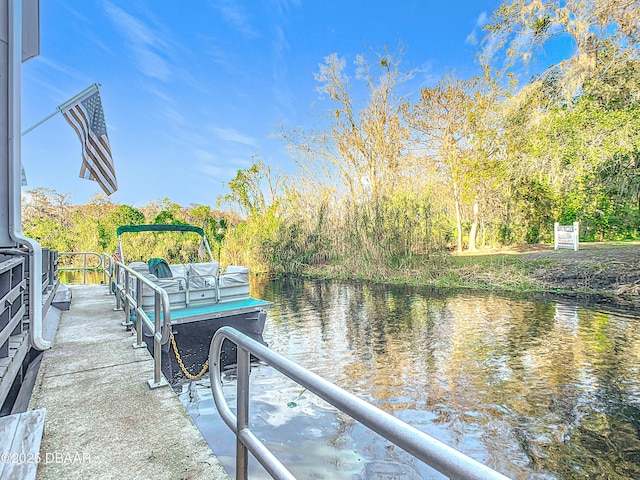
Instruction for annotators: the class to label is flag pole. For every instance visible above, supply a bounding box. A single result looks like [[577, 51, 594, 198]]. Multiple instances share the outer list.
[[57, 82, 100, 111], [21, 83, 101, 136], [21, 109, 58, 136]]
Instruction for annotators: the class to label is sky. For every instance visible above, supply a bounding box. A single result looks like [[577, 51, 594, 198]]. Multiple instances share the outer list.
[[21, 0, 507, 208]]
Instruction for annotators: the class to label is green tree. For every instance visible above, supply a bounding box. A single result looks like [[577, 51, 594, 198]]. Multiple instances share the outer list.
[[218, 158, 284, 219], [153, 198, 185, 225], [218, 159, 286, 270], [408, 75, 504, 252], [481, 0, 639, 101], [109, 204, 145, 227]]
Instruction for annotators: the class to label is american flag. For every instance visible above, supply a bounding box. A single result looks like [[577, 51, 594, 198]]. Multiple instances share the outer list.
[[198, 238, 206, 260], [60, 86, 118, 195], [113, 243, 123, 263]]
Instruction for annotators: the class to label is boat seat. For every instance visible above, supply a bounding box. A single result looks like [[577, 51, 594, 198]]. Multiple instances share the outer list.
[[220, 265, 249, 286], [148, 258, 172, 278], [122, 262, 149, 287], [128, 261, 149, 274], [128, 261, 185, 295], [140, 273, 184, 298], [189, 262, 219, 289], [169, 264, 188, 279], [154, 277, 183, 294]]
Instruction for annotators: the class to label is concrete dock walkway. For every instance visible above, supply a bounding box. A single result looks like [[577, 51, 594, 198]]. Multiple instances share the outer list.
[[28, 284, 230, 480]]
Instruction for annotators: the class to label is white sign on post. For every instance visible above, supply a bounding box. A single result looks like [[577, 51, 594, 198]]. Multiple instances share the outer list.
[[554, 222, 579, 251]]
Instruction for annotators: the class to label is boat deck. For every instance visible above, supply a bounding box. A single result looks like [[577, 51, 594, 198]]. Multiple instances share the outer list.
[[27, 284, 230, 480], [150, 297, 273, 325]]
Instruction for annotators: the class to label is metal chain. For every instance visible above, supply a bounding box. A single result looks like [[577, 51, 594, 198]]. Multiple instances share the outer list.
[[169, 332, 209, 380]]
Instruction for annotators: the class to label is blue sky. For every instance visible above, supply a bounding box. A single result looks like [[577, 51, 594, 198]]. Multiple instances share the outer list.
[[21, 1, 505, 208]]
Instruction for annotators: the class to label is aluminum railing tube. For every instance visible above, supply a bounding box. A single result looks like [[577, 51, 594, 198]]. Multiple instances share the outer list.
[[112, 261, 172, 388], [210, 326, 511, 480], [236, 346, 249, 479], [114, 263, 123, 310], [58, 252, 106, 284], [210, 337, 297, 480], [152, 290, 164, 387], [115, 262, 172, 345]]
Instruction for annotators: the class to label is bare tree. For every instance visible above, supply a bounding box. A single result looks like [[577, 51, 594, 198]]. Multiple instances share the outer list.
[[22, 187, 72, 227], [282, 46, 412, 202]]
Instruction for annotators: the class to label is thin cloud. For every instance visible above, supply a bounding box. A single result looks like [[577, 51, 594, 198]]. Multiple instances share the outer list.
[[199, 164, 227, 178], [465, 11, 489, 45], [272, 84, 297, 120], [203, 39, 232, 66], [62, 4, 91, 23], [270, 0, 301, 16], [160, 105, 188, 127], [199, 162, 245, 180], [145, 86, 175, 105], [272, 24, 290, 57], [56, 5, 113, 65], [25, 57, 94, 105], [166, 128, 212, 150], [33, 56, 86, 80], [194, 149, 216, 162], [416, 60, 439, 89], [270, 24, 294, 116], [102, 1, 172, 81], [210, 0, 258, 38], [211, 126, 257, 147], [465, 33, 478, 46]]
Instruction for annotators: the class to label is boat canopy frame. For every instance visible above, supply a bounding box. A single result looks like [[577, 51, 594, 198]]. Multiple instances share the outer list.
[[116, 224, 206, 236], [116, 224, 214, 264]]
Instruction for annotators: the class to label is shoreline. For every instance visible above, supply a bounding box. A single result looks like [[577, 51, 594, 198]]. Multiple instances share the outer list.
[[288, 241, 640, 313]]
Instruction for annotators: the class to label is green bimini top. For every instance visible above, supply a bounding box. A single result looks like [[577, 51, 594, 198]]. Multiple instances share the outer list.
[[116, 224, 205, 236]]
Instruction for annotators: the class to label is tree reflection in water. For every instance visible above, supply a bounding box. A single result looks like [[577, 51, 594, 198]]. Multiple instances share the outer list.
[[182, 277, 640, 479]]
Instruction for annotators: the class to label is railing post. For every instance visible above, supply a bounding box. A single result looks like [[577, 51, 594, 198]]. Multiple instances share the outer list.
[[114, 263, 122, 310], [132, 277, 146, 349], [41, 248, 49, 292], [210, 327, 509, 480], [46, 250, 52, 287], [236, 345, 250, 480], [111, 262, 169, 388], [52, 250, 58, 285], [82, 253, 87, 284], [121, 268, 131, 322], [148, 290, 168, 388]]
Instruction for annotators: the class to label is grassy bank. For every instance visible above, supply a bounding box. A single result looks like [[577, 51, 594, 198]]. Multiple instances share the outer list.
[[298, 242, 640, 300]]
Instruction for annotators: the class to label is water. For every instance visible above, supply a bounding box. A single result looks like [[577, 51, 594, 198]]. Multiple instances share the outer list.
[[179, 278, 640, 479], [59, 270, 107, 285]]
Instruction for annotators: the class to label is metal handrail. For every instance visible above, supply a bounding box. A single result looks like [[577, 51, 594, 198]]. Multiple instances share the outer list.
[[58, 251, 106, 284], [0, 248, 60, 407], [103, 253, 113, 286], [112, 261, 171, 388], [0, 256, 27, 359], [210, 326, 511, 480]]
